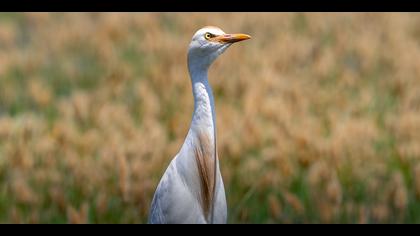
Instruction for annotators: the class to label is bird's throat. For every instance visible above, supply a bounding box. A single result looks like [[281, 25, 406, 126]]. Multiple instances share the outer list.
[[190, 70, 216, 137]]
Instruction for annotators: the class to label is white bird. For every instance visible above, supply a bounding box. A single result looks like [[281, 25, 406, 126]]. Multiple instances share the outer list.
[[148, 26, 251, 224]]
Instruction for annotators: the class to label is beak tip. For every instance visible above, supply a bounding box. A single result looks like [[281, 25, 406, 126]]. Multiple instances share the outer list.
[[233, 33, 252, 43]]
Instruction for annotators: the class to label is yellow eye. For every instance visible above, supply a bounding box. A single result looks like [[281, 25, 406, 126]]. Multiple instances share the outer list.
[[204, 33, 212, 40]]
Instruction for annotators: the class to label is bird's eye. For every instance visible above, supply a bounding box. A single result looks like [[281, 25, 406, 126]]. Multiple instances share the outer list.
[[204, 33, 213, 40]]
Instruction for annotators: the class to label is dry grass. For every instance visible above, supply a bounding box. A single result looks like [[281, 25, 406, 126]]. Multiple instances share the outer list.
[[1, 13, 420, 223]]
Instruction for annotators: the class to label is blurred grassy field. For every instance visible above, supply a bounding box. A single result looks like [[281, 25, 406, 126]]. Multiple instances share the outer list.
[[1, 13, 420, 223]]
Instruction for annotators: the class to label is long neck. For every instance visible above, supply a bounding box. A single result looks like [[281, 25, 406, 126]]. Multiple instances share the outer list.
[[188, 63, 216, 137], [188, 58, 218, 223]]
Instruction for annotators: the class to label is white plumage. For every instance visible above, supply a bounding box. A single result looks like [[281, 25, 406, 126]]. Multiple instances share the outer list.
[[148, 26, 251, 224]]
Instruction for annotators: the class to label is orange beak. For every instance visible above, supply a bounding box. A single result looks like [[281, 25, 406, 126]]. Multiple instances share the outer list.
[[213, 33, 251, 44]]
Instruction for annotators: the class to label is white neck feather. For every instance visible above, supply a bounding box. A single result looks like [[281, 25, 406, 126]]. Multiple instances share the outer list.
[[188, 61, 216, 140], [187, 55, 218, 224]]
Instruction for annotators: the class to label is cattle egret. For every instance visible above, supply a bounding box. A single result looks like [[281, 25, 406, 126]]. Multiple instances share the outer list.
[[148, 26, 251, 224]]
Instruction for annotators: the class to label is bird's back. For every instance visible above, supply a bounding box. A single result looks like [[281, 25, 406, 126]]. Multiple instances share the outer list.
[[148, 147, 227, 224], [148, 155, 207, 224]]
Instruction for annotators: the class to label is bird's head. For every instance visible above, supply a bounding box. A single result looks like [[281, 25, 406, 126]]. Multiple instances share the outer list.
[[188, 26, 251, 72]]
